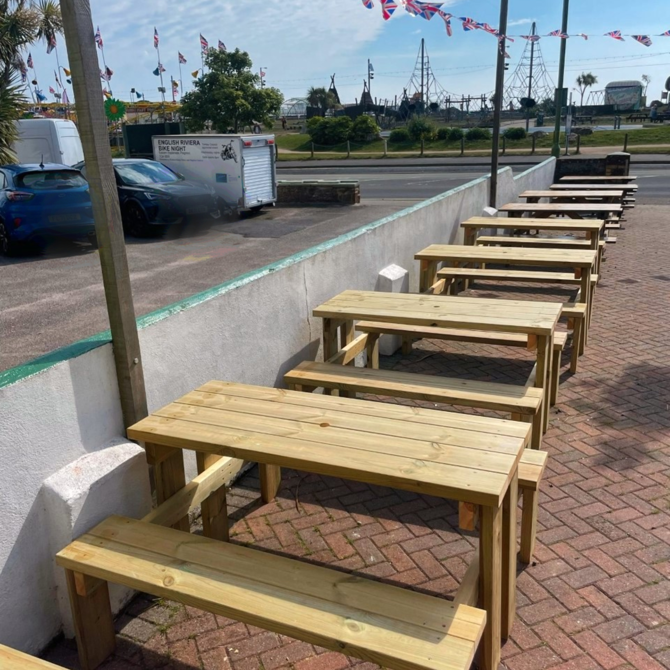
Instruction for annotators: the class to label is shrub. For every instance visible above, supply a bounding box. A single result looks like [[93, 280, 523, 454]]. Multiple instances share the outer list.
[[504, 127, 527, 141], [465, 127, 490, 141], [407, 117, 435, 141], [306, 116, 353, 145], [389, 128, 411, 143], [447, 128, 464, 142], [349, 115, 380, 143], [436, 127, 449, 141]]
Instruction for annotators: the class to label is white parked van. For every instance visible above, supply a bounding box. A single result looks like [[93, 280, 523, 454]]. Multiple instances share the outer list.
[[11, 119, 84, 166]]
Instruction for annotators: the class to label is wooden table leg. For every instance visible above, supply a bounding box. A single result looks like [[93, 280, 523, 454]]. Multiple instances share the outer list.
[[151, 444, 190, 532], [260, 462, 282, 504], [479, 504, 502, 670], [535, 335, 551, 437], [419, 260, 439, 293], [196, 453, 229, 541], [579, 267, 592, 346], [502, 471, 518, 640]]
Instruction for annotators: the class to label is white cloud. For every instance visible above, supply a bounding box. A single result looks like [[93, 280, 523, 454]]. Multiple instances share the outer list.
[[507, 18, 535, 27]]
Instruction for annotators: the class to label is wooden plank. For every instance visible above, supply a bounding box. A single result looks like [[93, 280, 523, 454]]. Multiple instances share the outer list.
[[501, 472, 518, 640], [259, 463, 282, 504], [479, 505, 502, 670], [326, 333, 369, 366], [201, 381, 531, 439], [520, 488, 539, 564], [518, 450, 548, 491], [560, 175, 636, 182], [0, 645, 67, 670], [438, 269, 581, 283], [476, 236, 594, 249], [551, 183, 637, 191], [129, 414, 515, 507], [64, 569, 115, 670], [151, 444, 189, 533], [60, 0, 147, 430], [283, 363, 542, 414], [453, 552, 480, 608], [520, 190, 624, 199], [499, 203, 623, 217], [58, 517, 486, 670], [463, 216, 605, 232], [144, 455, 242, 529], [415, 245, 598, 268]]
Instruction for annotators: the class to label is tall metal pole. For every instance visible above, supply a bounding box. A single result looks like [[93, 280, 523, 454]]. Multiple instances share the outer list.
[[367, 59, 371, 100], [489, 0, 509, 207], [60, 0, 148, 429], [551, 0, 570, 158], [420, 38, 425, 109], [525, 22, 536, 132]]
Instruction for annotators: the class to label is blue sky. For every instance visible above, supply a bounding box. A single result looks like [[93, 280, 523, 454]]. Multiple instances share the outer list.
[[25, 0, 670, 106]]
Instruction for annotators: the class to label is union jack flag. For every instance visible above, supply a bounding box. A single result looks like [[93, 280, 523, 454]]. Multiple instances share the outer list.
[[633, 35, 652, 46], [577, 33, 589, 40], [548, 29, 568, 38], [95, 26, 103, 49], [200, 34, 209, 52], [27, 52, 34, 68], [661, 29, 670, 36], [178, 52, 187, 64], [605, 30, 624, 41], [480, 23, 499, 36], [154, 27, 159, 49], [438, 10, 453, 36], [459, 17, 478, 31], [381, 0, 397, 21], [218, 40, 226, 52], [362, 0, 374, 8], [46, 35, 57, 54], [405, 1, 442, 20], [521, 35, 541, 42]]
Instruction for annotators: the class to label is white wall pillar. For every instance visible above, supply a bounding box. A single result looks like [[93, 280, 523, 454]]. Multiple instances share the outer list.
[[377, 264, 410, 356], [42, 441, 152, 637]]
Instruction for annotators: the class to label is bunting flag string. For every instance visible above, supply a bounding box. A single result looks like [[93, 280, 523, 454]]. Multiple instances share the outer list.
[[605, 30, 625, 41]]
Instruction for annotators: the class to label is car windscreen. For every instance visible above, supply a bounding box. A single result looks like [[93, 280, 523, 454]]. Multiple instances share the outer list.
[[115, 162, 181, 185], [17, 170, 87, 190]]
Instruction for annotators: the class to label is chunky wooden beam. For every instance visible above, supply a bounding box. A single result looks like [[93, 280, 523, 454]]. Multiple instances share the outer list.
[[143, 456, 244, 528], [326, 333, 369, 366], [453, 551, 480, 607]]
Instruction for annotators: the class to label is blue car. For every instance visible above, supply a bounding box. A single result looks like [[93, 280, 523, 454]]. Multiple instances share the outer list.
[[0, 163, 95, 255]]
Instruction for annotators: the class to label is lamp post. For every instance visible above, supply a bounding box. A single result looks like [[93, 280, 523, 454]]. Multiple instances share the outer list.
[[489, 0, 509, 208], [551, 0, 570, 158]]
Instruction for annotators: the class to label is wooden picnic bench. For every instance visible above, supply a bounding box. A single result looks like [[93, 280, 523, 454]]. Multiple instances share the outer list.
[[314, 289, 561, 444], [99, 381, 526, 670], [0, 645, 65, 670], [498, 202, 623, 220]]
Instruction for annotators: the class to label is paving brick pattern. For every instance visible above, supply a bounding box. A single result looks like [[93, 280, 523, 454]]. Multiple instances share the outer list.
[[44, 204, 670, 670]]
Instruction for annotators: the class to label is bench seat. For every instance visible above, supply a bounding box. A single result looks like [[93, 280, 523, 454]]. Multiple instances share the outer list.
[[285, 361, 545, 449], [0, 645, 64, 670], [475, 235, 594, 249], [437, 267, 593, 290], [57, 516, 486, 670]]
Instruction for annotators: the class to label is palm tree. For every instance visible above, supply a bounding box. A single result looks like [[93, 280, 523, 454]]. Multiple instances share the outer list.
[[0, 0, 62, 162], [576, 72, 598, 109], [306, 86, 337, 116]]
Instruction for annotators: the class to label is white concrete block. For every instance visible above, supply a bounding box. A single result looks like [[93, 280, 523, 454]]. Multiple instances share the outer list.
[[42, 440, 152, 637], [377, 264, 409, 356]]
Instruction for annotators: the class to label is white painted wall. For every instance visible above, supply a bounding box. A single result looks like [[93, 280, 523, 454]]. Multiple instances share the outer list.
[[0, 159, 555, 653]]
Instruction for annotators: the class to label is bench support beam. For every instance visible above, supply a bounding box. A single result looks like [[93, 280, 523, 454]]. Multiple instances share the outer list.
[[152, 445, 190, 533], [520, 488, 539, 563]]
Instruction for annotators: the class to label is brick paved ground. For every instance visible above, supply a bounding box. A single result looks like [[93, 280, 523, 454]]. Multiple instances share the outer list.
[[44, 204, 670, 670]]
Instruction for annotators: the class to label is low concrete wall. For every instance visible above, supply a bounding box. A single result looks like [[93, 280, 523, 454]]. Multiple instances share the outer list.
[[277, 180, 361, 205], [0, 158, 555, 653]]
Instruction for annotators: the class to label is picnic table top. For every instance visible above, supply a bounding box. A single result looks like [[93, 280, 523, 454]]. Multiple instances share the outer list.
[[462, 217, 605, 232], [127, 381, 529, 507], [313, 289, 563, 336], [415, 244, 598, 268], [560, 176, 637, 182], [550, 183, 638, 191], [520, 190, 624, 199], [499, 203, 623, 213]]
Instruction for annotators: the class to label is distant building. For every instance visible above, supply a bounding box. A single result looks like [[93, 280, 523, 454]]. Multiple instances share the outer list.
[[604, 80, 643, 111]]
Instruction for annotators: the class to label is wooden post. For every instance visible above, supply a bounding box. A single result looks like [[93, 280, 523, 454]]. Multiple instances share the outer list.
[[196, 453, 229, 541], [460, 136, 465, 156], [60, 0, 147, 429]]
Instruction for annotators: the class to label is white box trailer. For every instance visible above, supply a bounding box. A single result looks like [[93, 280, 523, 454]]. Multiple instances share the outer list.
[[152, 134, 276, 212]]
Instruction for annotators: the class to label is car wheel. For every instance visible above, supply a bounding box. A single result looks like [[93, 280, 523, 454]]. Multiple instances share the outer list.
[[0, 220, 20, 257], [124, 202, 166, 238]]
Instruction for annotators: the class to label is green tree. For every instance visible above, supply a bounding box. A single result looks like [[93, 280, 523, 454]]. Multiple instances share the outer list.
[[576, 72, 598, 108], [0, 0, 63, 163], [306, 86, 337, 116], [180, 49, 283, 133]]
